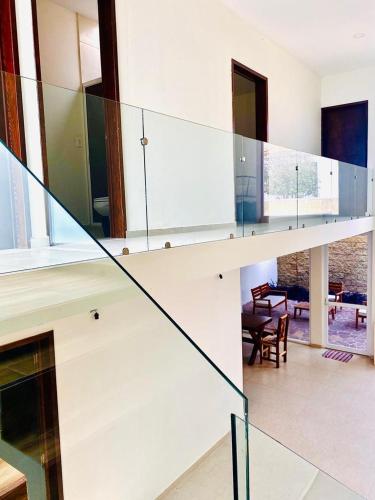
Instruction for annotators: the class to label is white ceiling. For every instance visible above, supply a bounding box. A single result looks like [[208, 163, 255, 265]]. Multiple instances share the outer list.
[[52, 0, 98, 21], [221, 0, 375, 75]]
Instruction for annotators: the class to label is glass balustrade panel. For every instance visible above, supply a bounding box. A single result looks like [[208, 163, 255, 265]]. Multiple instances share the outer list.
[[297, 152, 337, 227], [0, 138, 249, 499], [261, 142, 298, 234]]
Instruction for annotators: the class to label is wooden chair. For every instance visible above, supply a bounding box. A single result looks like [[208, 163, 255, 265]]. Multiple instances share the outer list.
[[355, 301, 367, 329], [260, 314, 289, 368], [328, 282, 344, 312], [251, 283, 288, 317]]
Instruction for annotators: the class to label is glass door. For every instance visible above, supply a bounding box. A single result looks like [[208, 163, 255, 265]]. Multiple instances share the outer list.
[[326, 234, 370, 355]]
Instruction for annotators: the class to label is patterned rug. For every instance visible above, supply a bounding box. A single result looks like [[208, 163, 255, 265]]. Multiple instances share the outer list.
[[243, 300, 367, 351], [322, 349, 353, 363]]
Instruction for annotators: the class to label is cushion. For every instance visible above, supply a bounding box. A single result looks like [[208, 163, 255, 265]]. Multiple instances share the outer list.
[[258, 295, 285, 307], [328, 294, 336, 301], [358, 309, 367, 316], [255, 299, 269, 306], [262, 334, 277, 343]]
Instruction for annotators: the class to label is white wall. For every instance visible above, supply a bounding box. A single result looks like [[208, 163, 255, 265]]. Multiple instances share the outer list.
[[37, 0, 81, 90], [78, 15, 101, 84], [322, 66, 375, 173], [1, 264, 243, 499], [121, 257, 244, 389], [116, 0, 321, 152], [116, 0, 321, 233], [123, 104, 237, 233], [36, 0, 91, 225], [240, 260, 278, 306]]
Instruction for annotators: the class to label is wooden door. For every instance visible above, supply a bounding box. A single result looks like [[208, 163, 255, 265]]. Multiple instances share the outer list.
[[0, 332, 64, 500], [322, 101, 368, 167]]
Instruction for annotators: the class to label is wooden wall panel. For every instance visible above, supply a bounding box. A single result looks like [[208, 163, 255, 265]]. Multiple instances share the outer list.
[[0, 0, 26, 160]]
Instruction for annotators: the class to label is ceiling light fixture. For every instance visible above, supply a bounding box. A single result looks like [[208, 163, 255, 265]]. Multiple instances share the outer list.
[[353, 32, 366, 39]]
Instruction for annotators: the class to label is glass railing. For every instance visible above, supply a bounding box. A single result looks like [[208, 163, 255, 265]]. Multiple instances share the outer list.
[[169, 414, 364, 499], [248, 422, 364, 499], [0, 70, 373, 261], [0, 139, 249, 498], [231, 414, 250, 500]]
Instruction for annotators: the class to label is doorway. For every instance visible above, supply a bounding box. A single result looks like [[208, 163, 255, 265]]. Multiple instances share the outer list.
[[232, 60, 268, 141], [232, 61, 268, 229], [326, 234, 370, 355], [31, 0, 126, 238], [0, 332, 63, 499], [322, 101, 368, 219], [85, 81, 110, 237], [322, 101, 368, 168]]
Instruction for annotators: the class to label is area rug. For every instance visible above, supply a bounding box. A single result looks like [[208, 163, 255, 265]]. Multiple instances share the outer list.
[[322, 349, 353, 363]]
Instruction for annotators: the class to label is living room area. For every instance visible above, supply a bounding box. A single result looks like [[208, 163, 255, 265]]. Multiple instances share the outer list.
[[241, 232, 370, 358]]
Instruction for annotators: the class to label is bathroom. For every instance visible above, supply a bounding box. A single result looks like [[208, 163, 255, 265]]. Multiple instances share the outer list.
[[85, 83, 110, 238]]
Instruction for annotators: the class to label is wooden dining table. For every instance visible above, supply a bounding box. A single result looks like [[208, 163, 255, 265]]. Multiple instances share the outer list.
[[242, 312, 273, 365]]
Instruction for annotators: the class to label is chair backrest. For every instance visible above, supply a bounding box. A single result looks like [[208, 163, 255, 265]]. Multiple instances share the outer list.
[[276, 314, 289, 342], [329, 282, 343, 294], [251, 283, 270, 300]]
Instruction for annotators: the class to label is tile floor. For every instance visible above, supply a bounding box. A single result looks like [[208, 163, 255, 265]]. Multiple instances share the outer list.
[[244, 342, 375, 499], [159, 343, 371, 499], [160, 423, 362, 499]]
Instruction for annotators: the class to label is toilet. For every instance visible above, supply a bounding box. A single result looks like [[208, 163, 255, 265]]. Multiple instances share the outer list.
[[93, 196, 110, 217]]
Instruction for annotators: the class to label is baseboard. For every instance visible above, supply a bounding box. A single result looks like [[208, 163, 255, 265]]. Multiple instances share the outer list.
[[126, 222, 236, 238]]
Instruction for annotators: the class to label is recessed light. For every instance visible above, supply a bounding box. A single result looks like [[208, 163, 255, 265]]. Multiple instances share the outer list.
[[353, 32, 366, 39]]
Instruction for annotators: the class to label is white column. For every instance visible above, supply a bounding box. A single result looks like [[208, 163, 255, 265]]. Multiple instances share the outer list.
[[367, 232, 375, 360], [309, 245, 328, 347], [15, 0, 49, 248]]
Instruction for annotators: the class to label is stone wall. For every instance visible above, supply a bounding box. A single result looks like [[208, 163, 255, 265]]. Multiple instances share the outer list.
[[277, 235, 368, 293], [277, 250, 310, 289]]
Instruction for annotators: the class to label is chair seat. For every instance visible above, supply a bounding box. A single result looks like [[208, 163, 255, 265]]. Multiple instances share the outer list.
[[256, 295, 285, 307], [262, 334, 277, 343], [358, 309, 367, 316], [328, 294, 336, 301]]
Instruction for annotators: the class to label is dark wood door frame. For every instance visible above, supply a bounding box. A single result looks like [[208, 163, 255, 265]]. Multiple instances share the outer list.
[[0, 0, 26, 161], [30, 0, 49, 186], [0, 0, 28, 248], [0, 331, 64, 499], [97, 0, 126, 237], [231, 59, 268, 142]]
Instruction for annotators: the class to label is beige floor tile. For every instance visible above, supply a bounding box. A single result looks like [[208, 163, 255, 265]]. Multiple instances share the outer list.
[[245, 342, 375, 498]]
